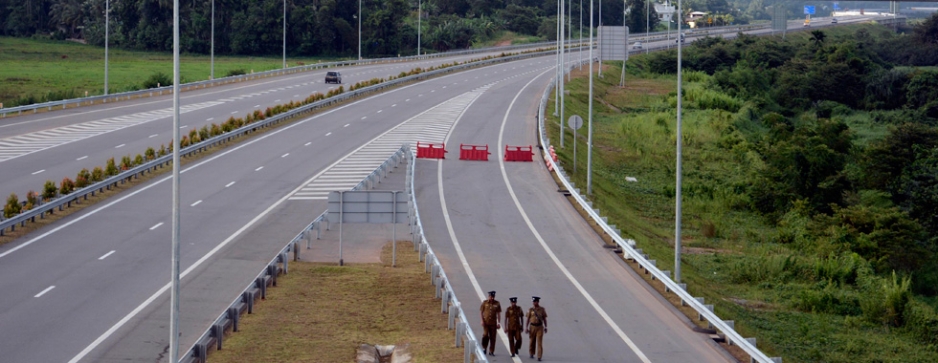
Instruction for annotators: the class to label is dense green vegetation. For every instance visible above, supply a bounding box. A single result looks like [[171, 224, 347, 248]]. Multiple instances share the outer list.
[[548, 19, 938, 362]]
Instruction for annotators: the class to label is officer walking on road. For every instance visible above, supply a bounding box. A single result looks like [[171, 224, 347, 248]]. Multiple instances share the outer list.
[[504, 297, 524, 357], [479, 290, 502, 356], [526, 296, 548, 361]]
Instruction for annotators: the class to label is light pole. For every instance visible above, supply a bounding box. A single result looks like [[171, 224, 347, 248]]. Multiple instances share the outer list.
[[560, 0, 565, 142], [211, 0, 215, 79], [587, 0, 594, 195], [674, 0, 684, 284], [104, 0, 109, 95], [170, 0, 181, 360], [579, 0, 583, 70], [645, 0, 649, 54], [417, 0, 421, 56], [358, 0, 362, 60], [598, 0, 602, 78], [554, 0, 560, 116], [283, 0, 287, 69]]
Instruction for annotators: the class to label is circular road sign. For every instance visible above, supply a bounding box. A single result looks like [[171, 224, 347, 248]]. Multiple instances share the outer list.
[[568, 115, 584, 130]]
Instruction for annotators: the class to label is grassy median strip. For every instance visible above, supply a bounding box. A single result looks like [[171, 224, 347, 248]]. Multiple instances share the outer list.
[[209, 241, 464, 363]]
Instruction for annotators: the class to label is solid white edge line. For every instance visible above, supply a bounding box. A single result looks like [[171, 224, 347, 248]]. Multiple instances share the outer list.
[[436, 85, 526, 362], [495, 69, 652, 362], [34, 285, 55, 298], [191, 200, 202, 207], [98, 250, 116, 260], [225, 181, 235, 188], [148, 222, 163, 230]]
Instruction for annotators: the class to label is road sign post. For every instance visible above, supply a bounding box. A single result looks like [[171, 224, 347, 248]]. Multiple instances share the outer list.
[[569, 115, 583, 173]]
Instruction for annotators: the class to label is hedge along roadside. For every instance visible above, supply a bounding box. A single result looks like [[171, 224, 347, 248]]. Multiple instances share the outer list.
[[0, 39, 586, 118], [0, 45, 568, 239], [536, 60, 783, 362]]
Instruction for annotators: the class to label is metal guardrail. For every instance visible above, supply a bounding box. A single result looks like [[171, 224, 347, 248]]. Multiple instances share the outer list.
[[0, 40, 579, 119], [0, 45, 560, 237], [538, 60, 783, 363], [403, 145, 489, 363], [178, 145, 411, 363]]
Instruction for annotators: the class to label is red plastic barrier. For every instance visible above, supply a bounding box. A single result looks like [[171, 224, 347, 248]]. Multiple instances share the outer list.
[[459, 144, 490, 161], [416, 142, 446, 159], [504, 145, 534, 162]]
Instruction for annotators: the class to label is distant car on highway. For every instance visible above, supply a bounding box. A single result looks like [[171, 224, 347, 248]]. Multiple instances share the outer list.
[[831, 18, 838, 24], [325, 71, 342, 84], [632, 42, 643, 49]]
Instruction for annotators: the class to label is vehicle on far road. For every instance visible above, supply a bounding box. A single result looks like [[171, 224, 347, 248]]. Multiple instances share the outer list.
[[632, 42, 643, 49], [325, 71, 342, 84], [831, 18, 838, 23]]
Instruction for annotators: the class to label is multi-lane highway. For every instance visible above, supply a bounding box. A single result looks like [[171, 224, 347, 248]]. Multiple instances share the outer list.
[[0, 49, 538, 201], [0, 17, 894, 362]]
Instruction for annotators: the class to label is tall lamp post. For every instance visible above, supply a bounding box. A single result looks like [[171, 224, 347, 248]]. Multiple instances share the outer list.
[[417, 0, 421, 56], [674, 0, 684, 283], [358, 0, 362, 60], [211, 0, 215, 79], [587, 0, 594, 195], [104, 0, 109, 95], [283, 0, 287, 69], [169, 0, 181, 360]]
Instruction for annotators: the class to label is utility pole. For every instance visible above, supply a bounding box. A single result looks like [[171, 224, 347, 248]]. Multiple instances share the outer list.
[[104, 0, 109, 95], [358, 0, 362, 60], [283, 0, 287, 69], [417, 0, 421, 56], [170, 0, 181, 360], [211, 0, 215, 79], [674, 0, 684, 284], [587, 0, 594, 195]]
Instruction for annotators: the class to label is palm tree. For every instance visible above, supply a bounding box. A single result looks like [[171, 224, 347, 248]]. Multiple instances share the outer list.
[[810, 30, 826, 47]]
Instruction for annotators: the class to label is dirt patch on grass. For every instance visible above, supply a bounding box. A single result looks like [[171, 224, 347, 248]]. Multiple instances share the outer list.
[[208, 241, 464, 363], [495, 40, 513, 47]]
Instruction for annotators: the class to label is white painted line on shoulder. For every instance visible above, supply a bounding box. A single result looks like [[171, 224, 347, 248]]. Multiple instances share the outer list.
[[207, 117, 214, 121], [255, 166, 264, 171], [361, 116, 367, 120], [98, 250, 116, 260], [149, 134, 158, 138], [281, 153, 289, 158], [377, 110, 382, 113], [344, 124, 350, 128], [225, 181, 235, 188], [115, 144, 125, 149], [275, 99, 281, 102], [254, 105, 260, 108], [231, 111, 238, 114], [326, 132, 332, 136], [305, 142, 312, 146], [180, 125, 188, 129], [32, 169, 45, 175], [34, 286, 55, 298], [149, 222, 163, 230], [406, 99, 410, 102], [76, 156, 88, 161], [392, 104, 397, 107]]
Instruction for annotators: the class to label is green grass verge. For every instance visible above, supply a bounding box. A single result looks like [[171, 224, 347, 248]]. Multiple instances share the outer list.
[[546, 61, 938, 362], [0, 36, 343, 107], [209, 241, 463, 363]]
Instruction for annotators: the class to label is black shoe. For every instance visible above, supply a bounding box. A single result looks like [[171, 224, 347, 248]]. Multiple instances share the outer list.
[[511, 353, 516, 357], [538, 359, 542, 362], [530, 355, 535, 359]]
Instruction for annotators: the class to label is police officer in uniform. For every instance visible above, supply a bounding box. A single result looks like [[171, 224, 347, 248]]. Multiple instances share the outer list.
[[504, 297, 524, 357], [526, 296, 548, 361], [479, 290, 502, 356]]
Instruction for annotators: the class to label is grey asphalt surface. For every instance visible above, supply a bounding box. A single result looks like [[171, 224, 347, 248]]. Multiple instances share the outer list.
[[0, 48, 538, 202], [0, 55, 564, 363], [412, 64, 732, 362]]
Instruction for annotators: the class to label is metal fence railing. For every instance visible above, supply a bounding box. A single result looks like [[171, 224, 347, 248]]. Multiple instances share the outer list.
[[403, 145, 489, 363], [0, 40, 580, 119], [0, 45, 561, 238], [538, 60, 783, 363]]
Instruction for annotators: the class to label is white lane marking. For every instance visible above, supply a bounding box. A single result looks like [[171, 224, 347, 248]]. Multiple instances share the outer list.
[[418, 94, 423, 97], [179, 125, 188, 129], [34, 286, 55, 298], [190, 200, 202, 207], [149, 222, 163, 230], [115, 144, 125, 149], [275, 99, 281, 103], [149, 134, 158, 138], [325, 132, 332, 136], [225, 181, 235, 188], [433, 91, 527, 361], [305, 142, 312, 146], [281, 153, 289, 158], [361, 116, 367, 120], [391, 104, 397, 107], [377, 110, 382, 113], [344, 124, 350, 128], [207, 117, 214, 121], [98, 251, 116, 260], [255, 166, 264, 171], [496, 69, 652, 362], [32, 169, 45, 175], [76, 156, 88, 161], [254, 105, 260, 108], [230, 111, 238, 114], [406, 99, 410, 102]]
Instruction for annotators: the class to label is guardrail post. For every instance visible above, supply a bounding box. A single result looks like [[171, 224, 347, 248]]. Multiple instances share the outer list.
[[212, 323, 224, 350], [455, 321, 465, 347], [441, 289, 450, 313], [464, 339, 475, 363], [430, 263, 438, 283], [228, 307, 240, 332], [280, 252, 288, 274], [701, 304, 714, 322], [293, 242, 300, 261], [722, 321, 735, 345], [448, 304, 458, 329]]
